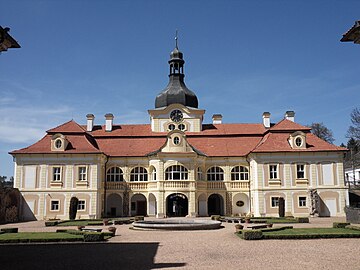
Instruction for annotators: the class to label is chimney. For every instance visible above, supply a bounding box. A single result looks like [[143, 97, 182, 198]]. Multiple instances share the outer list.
[[285, 111, 295, 122], [86, 114, 95, 132], [212, 114, 223, 124], [262, 112, 271, 128], [105, 113, 114, 132]]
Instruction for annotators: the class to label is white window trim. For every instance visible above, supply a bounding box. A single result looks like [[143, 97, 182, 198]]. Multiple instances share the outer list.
[[298, 196, 307, 208], [52, 166, 62, 182], [78, 166, 88, 182], [269, 164, 279, 180], [77, 200, 86, 211], [296, 164, 306, 179], [270, 197, 279, 208], [50, 200, 60, 212]]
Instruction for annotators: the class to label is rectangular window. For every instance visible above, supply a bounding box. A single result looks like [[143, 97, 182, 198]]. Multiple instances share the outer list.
[[78, 166, 87, 181], [53, 167, 61, 182], [296, 164, 305, 179], [78, 200, 86, 211], [51, 200, 60, 211], [269, 165, 278, 179], [271, 197, 279, 208], [298, 196, 307, 207]]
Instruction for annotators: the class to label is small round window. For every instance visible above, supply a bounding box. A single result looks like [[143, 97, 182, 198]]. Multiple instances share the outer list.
[[295, 137, 302, 147], [178, 124, 186, 131], [55, 139, 62, 149], [236, 201, 244, 207], [173, 137, 180, 145], [168, 124, 175, 131]]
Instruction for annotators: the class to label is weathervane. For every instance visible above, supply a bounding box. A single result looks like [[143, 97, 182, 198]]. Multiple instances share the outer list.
[[175, 29, 178, 49]]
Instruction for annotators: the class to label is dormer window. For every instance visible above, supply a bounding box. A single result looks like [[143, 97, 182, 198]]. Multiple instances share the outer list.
[[51, 133, 68, 151], [55, 139, 62, 149], [173, 136, 180, 145], [289, 131, 306, 149], [168, 124, 176, 131], [178, 123, 186, 131]]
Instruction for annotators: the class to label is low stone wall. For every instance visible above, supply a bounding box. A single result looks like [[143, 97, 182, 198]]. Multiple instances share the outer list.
[[345, 206, 360, 224]]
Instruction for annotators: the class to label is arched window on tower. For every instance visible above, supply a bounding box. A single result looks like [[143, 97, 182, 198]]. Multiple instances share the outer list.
[[207, 167, 224, 181], [231, 166, 249, 181], [165, 165, 188, 180], [130, 167, 148, 182], [106, 167, 124, 182]]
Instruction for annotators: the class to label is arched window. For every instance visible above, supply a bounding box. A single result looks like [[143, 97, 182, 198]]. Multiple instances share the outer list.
[[106, 167, 124, 182], [207, 167, 224, 181], [130, 167, 148, 182], [165, 165, 188, 180], [231, 166, 249, 180], [150, 166, 157, 181]]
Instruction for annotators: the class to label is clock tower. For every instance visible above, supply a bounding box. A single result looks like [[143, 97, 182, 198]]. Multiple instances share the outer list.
[[149, 40, 205, 132]]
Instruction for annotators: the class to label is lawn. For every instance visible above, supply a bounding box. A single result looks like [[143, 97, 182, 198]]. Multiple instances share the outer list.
[[0, 232, 83, 243]]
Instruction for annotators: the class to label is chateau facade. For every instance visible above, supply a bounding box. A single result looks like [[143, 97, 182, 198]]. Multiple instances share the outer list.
[[11, 44, 348, 220]]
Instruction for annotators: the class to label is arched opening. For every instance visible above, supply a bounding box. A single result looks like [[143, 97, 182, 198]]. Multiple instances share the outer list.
[[166, 193, 188, 217], [148, 193, 157, 216], [106, 193, 123, 217], [131, 194, 147, 216], [232, 193, 249, 216], [208, 194, 224, 216], [198, 193, 207, 216]]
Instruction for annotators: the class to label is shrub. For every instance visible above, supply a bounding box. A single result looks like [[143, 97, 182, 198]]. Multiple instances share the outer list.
[[108, 226, 117, 236], [0, 227, 18, 233], [45, 221, 58, 226], [88, 221, 103, 226], [296, 217, 309, 223], [134, 216, 144, 221], [83, 232, 104, 242], [241, 230, 263, 240], [69, 197, 79, 220], [56, 229, 68, 233], [211, 215, 221, 221], [345, 225, 360, 231], [333, 222, 350, 228]]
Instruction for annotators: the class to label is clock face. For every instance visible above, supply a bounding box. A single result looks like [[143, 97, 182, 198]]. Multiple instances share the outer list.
[[170, 110, 183, 122]]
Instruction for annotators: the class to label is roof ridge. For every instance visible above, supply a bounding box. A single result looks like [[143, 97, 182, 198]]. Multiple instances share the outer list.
[[47, 119, 86, 133]]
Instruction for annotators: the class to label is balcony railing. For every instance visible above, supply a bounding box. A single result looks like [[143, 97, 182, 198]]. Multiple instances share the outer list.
[[105, 180, 249, 191]]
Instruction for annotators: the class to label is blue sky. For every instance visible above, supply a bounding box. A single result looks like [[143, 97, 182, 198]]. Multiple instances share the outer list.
[[1, 1, 359, 178]]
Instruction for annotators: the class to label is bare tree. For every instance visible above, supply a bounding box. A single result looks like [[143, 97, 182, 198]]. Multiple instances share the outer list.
[[347, 107, 360, 141], [308, 122, 335, 144]]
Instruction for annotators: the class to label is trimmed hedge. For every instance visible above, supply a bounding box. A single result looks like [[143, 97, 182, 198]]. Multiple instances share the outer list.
[[45, 221, 58, 227], [333, 222, 350, 228], [345, 225, 360, 231], [1, 228, 18, 233], [83, 232, 104, 242], [263, 233, 360, 240], [134, 216, 144, 221], [241, 230, 263, 240], [88, 221, 104, 226], [211, 215, 221, 221], [296, 217, 309, 223]]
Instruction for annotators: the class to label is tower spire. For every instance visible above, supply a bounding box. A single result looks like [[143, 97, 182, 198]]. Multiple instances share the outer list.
[[175, 29, 178, 49]]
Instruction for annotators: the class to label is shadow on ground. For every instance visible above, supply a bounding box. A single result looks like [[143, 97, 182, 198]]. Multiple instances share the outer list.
[[0, 242, 186, 270]]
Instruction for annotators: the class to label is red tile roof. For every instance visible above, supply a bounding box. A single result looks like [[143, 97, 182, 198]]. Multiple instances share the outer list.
[[11, 119, 345, 157]]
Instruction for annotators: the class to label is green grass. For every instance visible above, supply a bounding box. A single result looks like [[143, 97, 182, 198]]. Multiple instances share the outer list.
[[0, 232, 83, 243]]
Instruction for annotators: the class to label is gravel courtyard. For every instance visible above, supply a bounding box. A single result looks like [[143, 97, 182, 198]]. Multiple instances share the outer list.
[[1, 217, 359, 270]]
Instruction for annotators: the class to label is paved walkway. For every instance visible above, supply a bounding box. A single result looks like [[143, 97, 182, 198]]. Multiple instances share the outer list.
[[1, 217, 360, 270]]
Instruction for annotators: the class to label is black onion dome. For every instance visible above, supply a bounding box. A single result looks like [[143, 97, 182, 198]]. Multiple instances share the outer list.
[[155, 46, 198, 108]]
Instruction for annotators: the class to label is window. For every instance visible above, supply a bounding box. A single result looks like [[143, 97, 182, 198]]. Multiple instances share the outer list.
[[130, 167, 148, 181], [295, 137, 302, 147], [78, 166, 87, 181], [271, 197, 279, 208], [298, 196, 307, 207], [52, 167, 61, 182], [269, 165, 278, 179], [152, 168, 156, 181], [173, 137, 180, 145], [197, 167, 203, 180], [106, 167, 124, 182], [165, 165, 188, 180], [51, 200, 60, 211], [296, 164, 305, 179], [168, 124, 175, 131], [207, 167, 224, 181], [231, 166, 249, 180], [78, 200, 86, 211], [55, 139, 62, 149], [178, 124, 186, 131]]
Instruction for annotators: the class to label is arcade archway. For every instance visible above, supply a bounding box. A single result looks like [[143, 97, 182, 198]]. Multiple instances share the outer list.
[[166, 193, 188, 217], [208, 193, 224, 216]]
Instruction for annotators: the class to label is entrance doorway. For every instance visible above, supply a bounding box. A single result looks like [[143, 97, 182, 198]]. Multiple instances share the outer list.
[[131, 194, 147, 216], [166, 193, 188, 217], [208, 194, 224, 216]]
